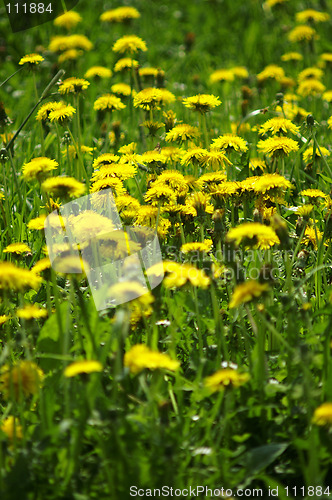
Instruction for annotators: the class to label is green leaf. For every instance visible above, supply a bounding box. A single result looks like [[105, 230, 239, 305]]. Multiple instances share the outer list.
[[240, 442, 289, 477]]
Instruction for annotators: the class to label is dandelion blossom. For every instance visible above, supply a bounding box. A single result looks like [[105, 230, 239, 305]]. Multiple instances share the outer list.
[[205, 369, 250, 392], [58, 77, 90, 94], [288, 25, 317, 43], [64, 360, 103, 377], [84, 66, 112, 79], [19, 53, 44, 66], [94, 94, 126, 112], [226, 222, 280, 249], [211, 134, 248, 153], [112, 35, 147, 54], [42, 176, 85, 199], [54, 11, 82, 29], [229, 280, 269, 308], [312, 403, 332, 426], [182, 94, 221, 114], [0, 361, 44, 400], [124, 344, 180, 375], [100, 7, 140, 23], [257, 136, 299, 156], [165, 124, 200, 143]]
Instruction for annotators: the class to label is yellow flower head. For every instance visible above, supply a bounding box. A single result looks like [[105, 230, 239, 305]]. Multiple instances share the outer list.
[[31, 257, 52, 275], [3, 243, 31, 255], [16, 304, 48, 320], [328, 116, 332, 130], [148, 261, 210, 289], [257, 64, 285, 82], [49, 104, 76, 124], [165, 124, 200, 143], [231, 66, 249, 79], [302, 226, 324, 250], [36, 101, 66, 122], [84, 66, 112, 79], [22, 157, 58, 182], [211, 134, 248, 153], [58, 49, 83, 64], [0, 361, 44, 400], [0, 262, 42, 292], [297, 79, 326, 97], [259, 117, 299, 136], [205, 368, 250, 392], [249, 158, 267, 172], [58, 77, 90, 94], [111, 83, 132, 96], [229, 280, 270, 308], [114, 58, 139, 72], [100, 7, 140, 23], [281, 52, 303, 62], [112, 35, 147, 54], [181, 240, 213, 254], [323, 91, 332, 103], [312, 402, 332, 426], [1, 416, 23, 440], [54, 11, 82, 29], [133, 87, 164, 110], [124, 344, 180, 375], [298, 67, 324, 82], [144, 184, 177, 206], [64, 360, 103, 378], [49, 34, 93, 52], [42, 176, 85, 198], [90, 177, 125, 196], [94, 94, 126, 112], [180, 147, 207, 166], [302, 147, 330, 164], [92, 163, 137, 182], [252, 173, 293, 194], [28, 215, 47, 231], [226, 222, 280, 249], [296, 9, 330, 24], [19, 53, 44, 66], [154, 170, 189, 196], [257, 136, 299, 156], [182, 94, 221, 114], [288, 25, 318, 43], [210, 69, 234, 83]]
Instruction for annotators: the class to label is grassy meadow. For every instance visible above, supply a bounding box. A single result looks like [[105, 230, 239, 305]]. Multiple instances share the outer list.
[[0, 0, 332, 498]]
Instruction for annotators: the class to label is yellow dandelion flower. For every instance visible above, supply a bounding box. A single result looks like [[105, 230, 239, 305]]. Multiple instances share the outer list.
[[49, 34, 93, 52], [154, 170, 189, 195], [259, 117, 299, 136], [211, 134, 248, 153], [58, 77, 90, 94], [312, 403, 332, 426], [93, 154, 119, 168], [323, 91, 332, 103], [42, 176, 85, 198], [141, 120, 164, 136], [90, 177, 125, 196], [19, 53, 44, 66], [3, 243, 31, 255], [298, 67, 324, 82], [196, 172, 227, 190], [181, 240, 213, 254], [300, 188, 327, 200], [54, 11, 82, 29], [186, 191, 214, 216], [205, 368, 250, 392], [1, 416, 23, 440], [328, 116, 332, 129], [116, 194, 141, 213], [281, 52, 303, 62], [124, 344, 180, 375], [140, 150, 165, 165], [133, 87, 164, 110], [63, 145, 94, 160], [227, 222, 280, 249], [297, 79, 326, 97], [210, 69, 234, 83], [48, 104, 76, 124], [144, 185, 177, 206], [302, 226, 324, 250], [0, 361, 44, 399], [113, 35, 147, 54], [288, 25, 318, 43], [100, 7, 140, 23], [257, 136, 299, 156], [111, 83, 132, 96], [92, 163, 137, 182], [31, 257, 51, 274], [64, 360, 103, 377], [84, 66, 112, 79], [28, 215, 47, 231], [0, 262, 42, 292], [296, 205, 314, 217], [58, 49, 83, 63], [36, 101, 66, 122], [158, 89, 176, 105], [264, 0, 288, 7], [257, 64, 285, 82], [249, 158, 267, 171], [302, 147, 330, 164], [231, 66, 249, 79], [296, 9, 330, 24], [0, 315, 11, 326], [229, 280, 270, 308], [200, 150, 232, 170], [165, 124, 200, 143], [252, 173, 293, 194], [16, 304, 48, 320], [114, 57, 139, 72], [182, 94, 221, 114], [93, 94, 126, 112], [180, 147, 207, 166]]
